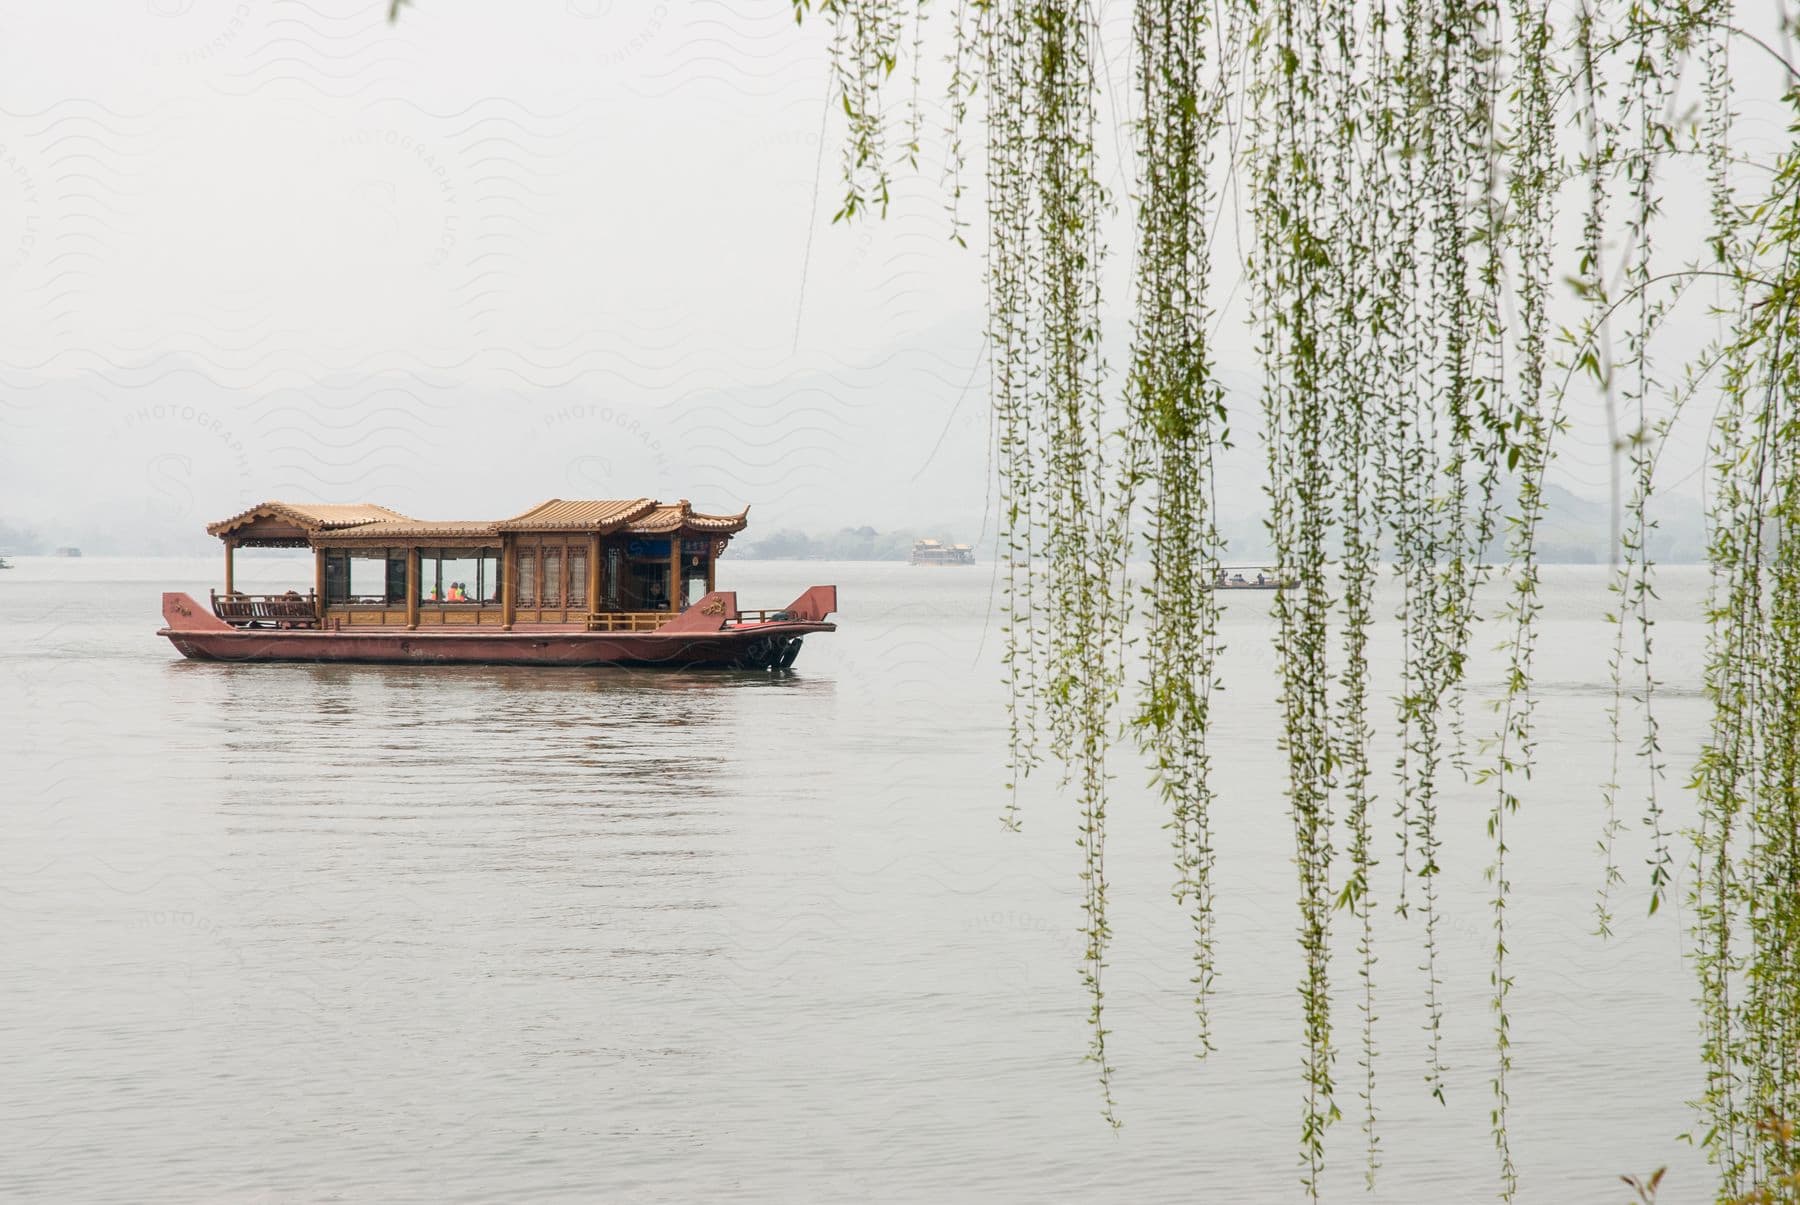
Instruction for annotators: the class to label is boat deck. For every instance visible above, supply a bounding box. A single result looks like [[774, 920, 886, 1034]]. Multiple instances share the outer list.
[[160, 587, 838, 669]]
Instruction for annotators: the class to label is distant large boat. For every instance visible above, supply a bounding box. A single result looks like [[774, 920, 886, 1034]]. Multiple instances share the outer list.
[[52, 547, 81, 558], [157, 497, 838, 669], [911, 538, 974, 566]]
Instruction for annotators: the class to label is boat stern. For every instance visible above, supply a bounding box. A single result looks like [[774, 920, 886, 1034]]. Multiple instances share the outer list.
[[781, 585, 837, 622], [160, 592, 232, 632]]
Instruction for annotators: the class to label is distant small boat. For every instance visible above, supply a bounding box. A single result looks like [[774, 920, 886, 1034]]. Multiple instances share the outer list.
[[1205, 566, 1294, 591], [911, 538, 974, 566], [52, 547, 81, 558], [0, 556, 12, 569]]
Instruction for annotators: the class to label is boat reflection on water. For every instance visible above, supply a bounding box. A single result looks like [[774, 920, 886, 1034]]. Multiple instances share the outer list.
[[183, 664, 839, 900], [178, 659, 835, 695], [186, 655, 836, 783], [189, 657, 832, 754]]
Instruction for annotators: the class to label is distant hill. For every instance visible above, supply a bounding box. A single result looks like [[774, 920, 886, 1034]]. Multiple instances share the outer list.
[[741, 486, 1710, 566], [742, 526, 972, 561]]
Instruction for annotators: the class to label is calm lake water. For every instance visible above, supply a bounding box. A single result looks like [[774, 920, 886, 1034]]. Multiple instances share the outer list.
[[1, 557, 1714, 1202]]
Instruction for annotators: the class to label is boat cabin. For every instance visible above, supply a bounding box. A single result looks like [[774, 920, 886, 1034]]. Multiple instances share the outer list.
[[206, 498, 747, 632]]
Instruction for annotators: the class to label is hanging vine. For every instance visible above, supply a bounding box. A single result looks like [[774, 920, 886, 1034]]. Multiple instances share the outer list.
[[973, 0, 1127, 1123], [796, 0, 908, 220], [403, 0, 1800, 1195], [780, 0, 1800, 1194], [1478, 0, 1554, 1190], [1123, 0, 1231, 1062], [1693, 30, 1800, 1191], [379, 0, 1800, 1191]]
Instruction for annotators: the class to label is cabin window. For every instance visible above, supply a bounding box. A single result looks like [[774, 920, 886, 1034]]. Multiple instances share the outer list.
[[541, 547, 562, 608], [627, 562, 669, 610], [477, 552, 499, 603], [518, 547, 538, 607], [417, 547, 497, 603], [625, 536, 671, 610], [603, 547, 623, 610], [385, 553, 408, 603], [347, 553, 391, 603], [324, 554, 351, 604], [417, 552, 441, 602], [568, 548, 588, 608], [325, 550, 406, 604], [680, 539, 709, 609], [442, 554, 478, 602]]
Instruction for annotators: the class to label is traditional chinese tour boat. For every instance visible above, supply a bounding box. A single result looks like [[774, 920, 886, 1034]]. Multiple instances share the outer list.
[[157, 498, 837, 669], [910, 537, 975, 566]]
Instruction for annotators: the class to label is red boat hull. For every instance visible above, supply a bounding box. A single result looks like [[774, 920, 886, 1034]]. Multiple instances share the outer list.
[[157, 589, 836, 669]]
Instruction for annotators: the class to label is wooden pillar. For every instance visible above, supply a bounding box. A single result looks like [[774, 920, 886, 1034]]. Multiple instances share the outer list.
[[706, 538, 716, 594], [587, 533, 601, 619], [405, 548, 419, 630], [668, 533, 681, 613], [223, 539, 235, 595], [501, 539, 515, 631], [313, 547, 325, 621]]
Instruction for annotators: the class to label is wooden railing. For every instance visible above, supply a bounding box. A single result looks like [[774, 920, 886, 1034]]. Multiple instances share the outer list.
[[584, 606, 804, 632], [584, 611, 674, 633], [211, 590, 320, 628], [731, 608, 793, 624]]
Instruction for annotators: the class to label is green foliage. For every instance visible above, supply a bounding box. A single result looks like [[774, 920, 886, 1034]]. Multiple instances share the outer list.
[[379, 0, 1800, 1193], [789, 0, 1800, 1197], [796, 0, 907, 220], [1122, 0, 1230, 1088], [1691, 61, 1800, 1196]]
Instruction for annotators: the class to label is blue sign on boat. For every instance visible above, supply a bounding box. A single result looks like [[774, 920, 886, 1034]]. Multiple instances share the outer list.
[[627, 537, 672, 558]]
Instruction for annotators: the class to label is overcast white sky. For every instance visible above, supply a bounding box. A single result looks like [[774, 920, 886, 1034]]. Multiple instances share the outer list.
[[0, 1, 1787, 553], [0, 1, 1004, 552]]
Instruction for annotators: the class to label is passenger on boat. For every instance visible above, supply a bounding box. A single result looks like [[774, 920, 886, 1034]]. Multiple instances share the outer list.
[[447, 582, 465, 602]]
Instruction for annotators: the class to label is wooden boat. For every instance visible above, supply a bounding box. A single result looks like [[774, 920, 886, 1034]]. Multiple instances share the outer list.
[[910, 537, 974, 566], [158, 498, 837, 669], [1204, 566, 1295, 591]]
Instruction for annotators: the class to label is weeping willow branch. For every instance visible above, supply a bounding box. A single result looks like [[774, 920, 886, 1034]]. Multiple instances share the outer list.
[[1125, 0, 1230, 1061], [797, 0, 908, 220], [768, 0, 1800, 1195], [384, 0, 1800, 1191]]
